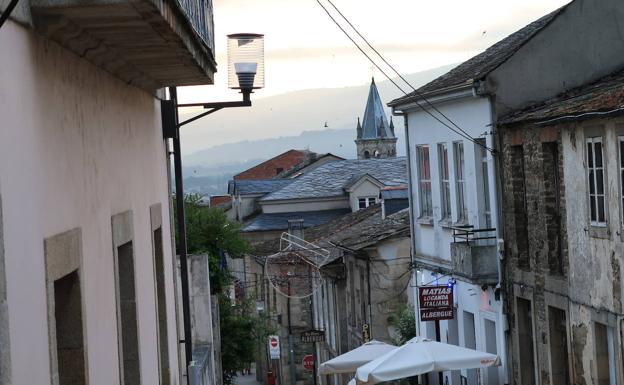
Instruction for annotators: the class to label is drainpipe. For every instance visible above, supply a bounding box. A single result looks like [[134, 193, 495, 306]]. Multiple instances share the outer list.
[[489, 95, 509, 385], [168, 86, 194, 382], [392, 108, 420, 337]]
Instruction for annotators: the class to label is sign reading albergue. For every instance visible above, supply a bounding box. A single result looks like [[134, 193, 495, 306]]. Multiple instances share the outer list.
[[418, 285, 454, 321]]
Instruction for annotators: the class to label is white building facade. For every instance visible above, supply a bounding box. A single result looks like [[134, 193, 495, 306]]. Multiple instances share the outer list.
[[0, 0, 217, 382], [392, 91, 506, 385]]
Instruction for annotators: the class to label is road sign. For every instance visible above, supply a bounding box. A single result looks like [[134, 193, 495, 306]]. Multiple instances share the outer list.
[[419, 285, 454, 321], [302, 354, 314, 371], [269, 335, 280, 359], [300, 329, 325, 343]]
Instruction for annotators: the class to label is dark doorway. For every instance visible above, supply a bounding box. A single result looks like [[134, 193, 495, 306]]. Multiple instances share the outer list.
[[54, 270, 86, 385], [117, 241, 141, 385]]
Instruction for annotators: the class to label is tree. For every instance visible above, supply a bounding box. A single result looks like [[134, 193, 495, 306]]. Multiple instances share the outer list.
[[219, 295, 276, 385], [174, 194, 274, 385], [389, 305, 416, 345], [174, 193, 248, 293]]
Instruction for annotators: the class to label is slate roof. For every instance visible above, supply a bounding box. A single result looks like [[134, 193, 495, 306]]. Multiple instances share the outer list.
[[228, 179, 293, 195], [248, 204, 410, 259], [260, 157, 407, 202], [241, 209, 351, 233], [360, 78, 393, 139], [499, 69, 624, 125], [388, 7, 564, 107]]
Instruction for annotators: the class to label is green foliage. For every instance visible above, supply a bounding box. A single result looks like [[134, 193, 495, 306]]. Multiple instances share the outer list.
[[174, 194, 249, 293], [173, 194, 273, 385], [390, 305, 416, 345], [219, 294, 277, 385]]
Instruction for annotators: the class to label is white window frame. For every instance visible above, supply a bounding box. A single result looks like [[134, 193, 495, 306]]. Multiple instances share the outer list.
[[438, 143, 451, 220], [587, 136, 607, 227], [416, 145, 433, 218], [453, 141, 467, 223], [357, 197, 375, 210], [476, 138, 492, 228]]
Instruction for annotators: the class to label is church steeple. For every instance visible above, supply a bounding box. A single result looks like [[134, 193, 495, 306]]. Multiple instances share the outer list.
[[355, 78, 397, 159]]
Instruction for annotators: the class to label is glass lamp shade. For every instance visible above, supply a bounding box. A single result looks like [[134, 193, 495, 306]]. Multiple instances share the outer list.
[[227, 33, 265, 90]]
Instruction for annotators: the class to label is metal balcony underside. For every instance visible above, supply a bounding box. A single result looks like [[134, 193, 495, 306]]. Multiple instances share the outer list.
[[451, 226, 498, 285], [30, 0, 216, 92]]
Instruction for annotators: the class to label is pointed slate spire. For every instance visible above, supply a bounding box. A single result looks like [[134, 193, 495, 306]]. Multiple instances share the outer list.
[[389, 116, 395, 136], [360, 77, 393, 139], [356, 117, 362, 139]]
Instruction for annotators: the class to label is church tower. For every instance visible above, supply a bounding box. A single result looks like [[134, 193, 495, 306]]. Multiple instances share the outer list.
[[355, 78, 397, 159]]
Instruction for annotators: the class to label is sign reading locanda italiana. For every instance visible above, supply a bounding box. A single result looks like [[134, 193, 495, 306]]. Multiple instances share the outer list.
[[418, 285, 454, 321]]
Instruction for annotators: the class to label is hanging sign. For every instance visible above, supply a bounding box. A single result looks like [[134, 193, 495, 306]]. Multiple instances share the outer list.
[[301, 329, 325, 343], [419, 285, 454, 321], [362, 323, 371, 342], [269, 335, 280, 359]]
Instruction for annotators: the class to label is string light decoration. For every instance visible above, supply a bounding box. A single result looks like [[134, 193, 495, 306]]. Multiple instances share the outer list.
[[264, 233, 330, 299]]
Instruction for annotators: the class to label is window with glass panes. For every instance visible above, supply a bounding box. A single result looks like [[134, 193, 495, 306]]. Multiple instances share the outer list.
[[438, 143, 451, 220], [476, 138, 492, 228], [416, 145, 433, 217], [358, 197, 374, 210], [453, 142, 467, 222], [587, 137, 606, 226]]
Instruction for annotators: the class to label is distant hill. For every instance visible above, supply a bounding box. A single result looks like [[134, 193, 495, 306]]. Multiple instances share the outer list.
[[181, 64, 455, 196]]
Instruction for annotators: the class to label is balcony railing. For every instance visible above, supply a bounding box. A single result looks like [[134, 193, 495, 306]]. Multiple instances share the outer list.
[[174, 0, 215, 51], [451, 225, 497, 245], [31, 0, 217, 91]]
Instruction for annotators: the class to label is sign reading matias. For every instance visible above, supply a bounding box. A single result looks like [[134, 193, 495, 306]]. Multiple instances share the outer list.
[[419, 285, 454, 321]]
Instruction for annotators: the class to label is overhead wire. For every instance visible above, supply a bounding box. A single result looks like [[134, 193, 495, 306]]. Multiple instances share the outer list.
[[324, 0, 484, 147], [315, 0, 495, 154]]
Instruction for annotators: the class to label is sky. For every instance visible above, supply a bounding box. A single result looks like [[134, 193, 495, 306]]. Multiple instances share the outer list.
[[177, 0, 570, 104]]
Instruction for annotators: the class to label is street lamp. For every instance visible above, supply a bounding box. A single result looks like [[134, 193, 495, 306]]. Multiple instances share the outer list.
[[161, 33, 264, 384], [228, 33, 265, 100]]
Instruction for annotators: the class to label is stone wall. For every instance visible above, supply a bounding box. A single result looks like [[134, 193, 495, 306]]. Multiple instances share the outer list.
[[500, 117, 624, 385]]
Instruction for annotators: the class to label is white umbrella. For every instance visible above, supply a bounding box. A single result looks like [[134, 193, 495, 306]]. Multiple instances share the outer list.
[[319, 340, 397, 374], [356, 336, 500, 384]]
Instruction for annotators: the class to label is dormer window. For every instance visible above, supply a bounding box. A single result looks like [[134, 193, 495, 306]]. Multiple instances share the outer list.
[[358, 197, 375, 210]]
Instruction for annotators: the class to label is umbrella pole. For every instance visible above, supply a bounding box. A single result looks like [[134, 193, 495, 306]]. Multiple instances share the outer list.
[[435, 321, 443, 385]]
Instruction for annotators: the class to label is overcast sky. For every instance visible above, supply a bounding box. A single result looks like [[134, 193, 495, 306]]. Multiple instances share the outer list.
[[178, 0, 570, 104]]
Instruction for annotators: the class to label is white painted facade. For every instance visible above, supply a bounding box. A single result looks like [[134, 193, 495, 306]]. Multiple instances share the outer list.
[[0, 21, 180, 385], [396, 91, 506, 385]]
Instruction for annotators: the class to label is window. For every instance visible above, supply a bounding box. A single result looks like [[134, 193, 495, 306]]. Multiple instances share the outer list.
[[438, 143, 451, 220], [548, 307, 569, 385], [152, 227, 170, 385], [517, 298, 536, 385], [587, 137, 606, 226], [511, 145, 530, 269], [358, 197, 375, 210], [543, 142, 563, 275], [275, 167, 284, 175], [594, 322, 615, 385], [462, 311, 477, 384], [453, 142, 467, 222], [44, 229, 87, 385], [116, 242, 141, 385], [476, 138, 491, 227], [416, 145, 432, 218]]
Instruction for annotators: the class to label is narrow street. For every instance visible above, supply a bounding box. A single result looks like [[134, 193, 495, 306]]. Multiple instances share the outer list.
[[235, 367, 261, 385]]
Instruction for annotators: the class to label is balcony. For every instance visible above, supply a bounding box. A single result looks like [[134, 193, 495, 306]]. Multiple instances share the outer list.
[[30, 0, 216, 91], [450, 226, 498, 285]]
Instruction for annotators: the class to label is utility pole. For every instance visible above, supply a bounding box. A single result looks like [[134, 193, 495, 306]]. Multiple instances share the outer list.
[[287, 282, 297, 385]]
